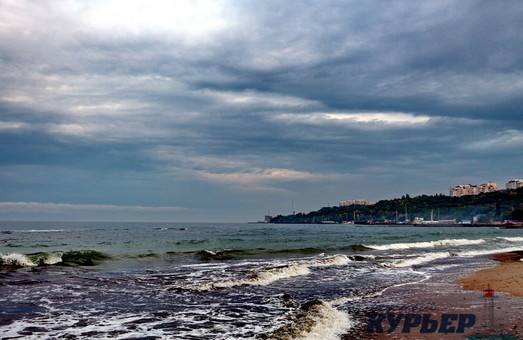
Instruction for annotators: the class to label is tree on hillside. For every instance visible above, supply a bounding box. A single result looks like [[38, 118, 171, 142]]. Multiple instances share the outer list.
[[513, 209, 523, 221]]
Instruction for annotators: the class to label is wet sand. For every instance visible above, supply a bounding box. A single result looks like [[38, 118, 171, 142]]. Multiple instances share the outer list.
[[346, 253, 523, 339], [460, 252, 523, 298]]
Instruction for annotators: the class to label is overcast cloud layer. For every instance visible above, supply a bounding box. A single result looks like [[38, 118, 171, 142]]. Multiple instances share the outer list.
[[1, 0, 522, 221]]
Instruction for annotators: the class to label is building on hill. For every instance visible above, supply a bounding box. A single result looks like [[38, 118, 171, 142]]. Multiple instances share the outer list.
[[506, 179, 523, 190], [339, 199, 368, 207], [449, 182, 497, 197]]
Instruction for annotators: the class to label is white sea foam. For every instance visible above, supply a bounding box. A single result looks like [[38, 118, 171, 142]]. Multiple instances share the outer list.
[[307, 254, 352, 267], [181, 262, 231, 269], [293, 302, 352, 340], [498, 237, 523, 242], [183, 255, 351, 291], [0, 312, 167, 340], [253, 263, 312, 285], [262, 300, 353, 340], [0, 253, 36, 267], [459, 246, 523, 257], [43, 252, 64, 265], [365, 238, 485, 250], [331, 269, 431, 306], [192, 263, 312, 290], [389, 252, 453, 267], [0, 294, 291, 339], [1, 252, 68, 267], [384, 245, 523, 268]]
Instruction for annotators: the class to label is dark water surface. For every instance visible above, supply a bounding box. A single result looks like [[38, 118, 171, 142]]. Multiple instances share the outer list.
[[1, 222, 522, 339]]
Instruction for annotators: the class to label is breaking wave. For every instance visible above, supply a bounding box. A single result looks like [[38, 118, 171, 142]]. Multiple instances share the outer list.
[[0, 253, 37, 269], [383, 245, 523, 268], [258, 299, 352, 340], [459, 246, 523, 257], [0, 250, 110, 269], [178, 255, 351, 291], [498, 237, 523, 242], [388, 252, 454, 267], [365, 238, 485, 250]]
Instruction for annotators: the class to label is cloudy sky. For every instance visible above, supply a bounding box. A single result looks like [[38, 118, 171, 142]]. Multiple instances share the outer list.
[[1, 0, 522, 222]]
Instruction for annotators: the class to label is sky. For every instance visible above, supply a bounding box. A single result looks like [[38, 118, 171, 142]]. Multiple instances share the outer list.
[[1, 0, 522, 222]]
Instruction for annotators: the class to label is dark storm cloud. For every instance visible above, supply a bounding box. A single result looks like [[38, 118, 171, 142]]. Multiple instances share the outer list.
[[184, 1, 523, 121]]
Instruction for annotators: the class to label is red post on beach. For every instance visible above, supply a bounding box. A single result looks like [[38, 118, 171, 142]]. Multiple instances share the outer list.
[[483, 284, 494, 297]]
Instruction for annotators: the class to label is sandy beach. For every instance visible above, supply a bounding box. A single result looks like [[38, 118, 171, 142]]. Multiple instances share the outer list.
[[460, 251, 523, 298], [347, 252, 523, 339]]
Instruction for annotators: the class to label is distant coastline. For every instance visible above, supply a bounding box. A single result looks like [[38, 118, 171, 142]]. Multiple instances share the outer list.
[[269, 187, 523, 225]]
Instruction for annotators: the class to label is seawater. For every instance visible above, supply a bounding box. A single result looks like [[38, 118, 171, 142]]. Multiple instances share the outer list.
[[1, 221, 522, 339]]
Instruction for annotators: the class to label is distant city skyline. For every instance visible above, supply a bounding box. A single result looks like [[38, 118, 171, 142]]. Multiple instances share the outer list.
[[1, 1, 523, 222]]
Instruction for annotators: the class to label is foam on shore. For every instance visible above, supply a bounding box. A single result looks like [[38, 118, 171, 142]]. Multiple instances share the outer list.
[[384, 245, 523, 268]]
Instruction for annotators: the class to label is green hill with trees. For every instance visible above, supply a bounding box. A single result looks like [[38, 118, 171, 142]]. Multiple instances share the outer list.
[[270, 187, 523, 224]]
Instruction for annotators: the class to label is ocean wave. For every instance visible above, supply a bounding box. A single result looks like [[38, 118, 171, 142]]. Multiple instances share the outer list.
[[365, 238, 485, 250], [176, 255, 351, 291], [190, 247, 328, 260], [187, 245, 389, 260], [15, 229, 68, 233], [0, 253, 37, 269], [4, 243, 22, 248], [195, 249, 241, 260], [176, 245, 378, 261], [0, 250, 110, 269], [459, 246, 523, 257], [498, 237, 523, 242], [173, 239, 208, 246], [184, 263, 310, 290], [387, 252, 454, 267], [383, 245, 523, 268], [258, 299, 352, 340], [29, 252, 64, 265], [347, 244, 374, 251]]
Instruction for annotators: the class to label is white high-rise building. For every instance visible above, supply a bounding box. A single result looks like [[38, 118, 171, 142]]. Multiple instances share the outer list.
[[339, 199, 368, 207], [506, 179, 523, 190], [449, 182, 497, 197]]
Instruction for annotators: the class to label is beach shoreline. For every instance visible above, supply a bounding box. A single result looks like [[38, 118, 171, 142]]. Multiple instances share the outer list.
[[345, 252, 523, 339], [459, 251, 523, 298]]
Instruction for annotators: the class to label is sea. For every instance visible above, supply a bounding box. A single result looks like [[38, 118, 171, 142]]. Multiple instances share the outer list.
[[1, 221, 523, 339]]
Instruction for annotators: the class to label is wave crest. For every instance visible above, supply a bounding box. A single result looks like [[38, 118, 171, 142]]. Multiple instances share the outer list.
[[499, 237, 523, 242], [387, 252, 454, 267], [0, 250, 110, 270], [384, 245, 523, 268], [178, 255, 351, 291], [365, 238, 485, 250], [259, 299, 352, 340], [0, 253, 37, 269]]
